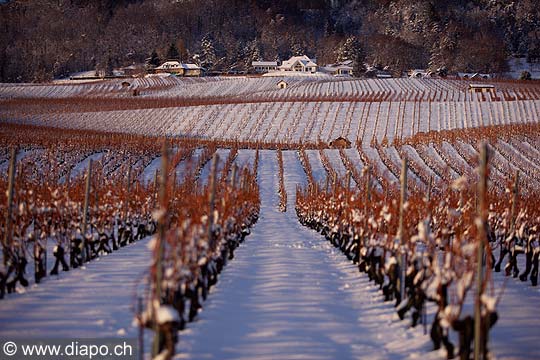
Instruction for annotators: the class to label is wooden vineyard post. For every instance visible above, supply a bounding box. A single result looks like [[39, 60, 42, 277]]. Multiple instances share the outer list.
[[253, 149, 259, 179], [427, 176, 433, 203], [3, 147, 17, 267], [510, 170, 520, 233], [363, 166, 372, 250], [94, 173, 99, 209], [125, 165, 132, 220], [137, 296, 144, 360], [171, 169, 177, 202], [82, 159, 92, 263], [424, 175, 434, 335], [365, 166, 372, 203], [398, 158, 408, 300], [153, 142, 169, 358], [231, 164, 237, 189], [325, 176, 330, 193], [359, 165, 372, 268], [66, 168, 71, 190], [153, 168, 159, 208], [207, 154, 219, 250], [332, 172, 337, 197], [346, 171, 351, 192], [474, 143, 488, 360]]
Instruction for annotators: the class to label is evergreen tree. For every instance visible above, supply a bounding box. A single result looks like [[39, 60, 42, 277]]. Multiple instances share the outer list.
[[244, 39, 262, 71], [147, 50, 161, 67], [520, 70, 532, 80], [352, 59, 366, 78], [105, 56, 114, 77], [200, 35, 217, 70], [335, 36, 365, 76], [166, 43, 180, 61], [290, 39, 304, 56], [335, 36, 363, 63]]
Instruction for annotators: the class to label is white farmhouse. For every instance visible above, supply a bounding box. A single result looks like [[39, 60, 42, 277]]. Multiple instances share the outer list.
[[278, 55, 318, 73]]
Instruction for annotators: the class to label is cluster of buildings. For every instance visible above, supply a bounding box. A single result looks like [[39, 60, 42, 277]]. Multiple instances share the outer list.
[[153, 61, 203, 77], [149, 55, 354, 78], [252, 55, 353, 77], [78, 54, 500, 81], [408, 69, 492, 80]]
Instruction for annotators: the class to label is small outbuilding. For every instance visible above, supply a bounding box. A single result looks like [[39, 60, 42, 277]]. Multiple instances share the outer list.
[[329, 137, 352, 149], [469, 83, 496, 93], [277, 80, 288, 89]]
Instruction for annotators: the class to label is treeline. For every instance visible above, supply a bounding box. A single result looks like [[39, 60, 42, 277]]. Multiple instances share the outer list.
[[0, 0, 539, 82]]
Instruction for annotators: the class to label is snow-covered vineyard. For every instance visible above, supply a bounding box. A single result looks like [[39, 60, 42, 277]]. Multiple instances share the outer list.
[[1, 77, 540, 359], [1, 77, 540, 146]]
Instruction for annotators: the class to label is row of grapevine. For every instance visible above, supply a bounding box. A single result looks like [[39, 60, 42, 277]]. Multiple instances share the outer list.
[[138, 147, 260, 358], [5, 97, 538, 146], [295, 143, 540, 359]]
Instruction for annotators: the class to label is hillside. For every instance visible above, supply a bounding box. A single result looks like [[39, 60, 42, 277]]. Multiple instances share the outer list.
[[1, 0, 539, 82]]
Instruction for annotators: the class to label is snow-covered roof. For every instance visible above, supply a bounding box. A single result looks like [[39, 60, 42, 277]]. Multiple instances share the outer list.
[[325, 60, 353, 69], [279, 55, 317, 70], [324, 64, 353, 71], [156, 61, 182, 70], [156, 62, 201, 70], [252, 61, 278, 67], [182, 63, 201, 70], [408, 69, 433, 78], [262, 71, 331, 78], [469, 83, 495, 88], [458, 72, 491, 79]]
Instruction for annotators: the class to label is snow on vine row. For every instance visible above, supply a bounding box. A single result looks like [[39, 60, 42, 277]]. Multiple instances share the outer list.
[[2, 77, 540, 147], [5, 99, 537, 146], [177, 150, 440, 360]]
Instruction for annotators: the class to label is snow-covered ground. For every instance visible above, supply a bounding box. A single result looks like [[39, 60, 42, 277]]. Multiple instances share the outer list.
[[141, 156, 162, 185], [490, 270, 540, 359], [1, 150, 540, 359], [2, 75, 540, 359], [0, 238, 151, 338], [64, 152, 104, 183], [175, 148, 202, 183], [505, 57, 540, 79], [176, 151, 442, 359], [234, 149, 255, 170], [199, 148, 230, 185]]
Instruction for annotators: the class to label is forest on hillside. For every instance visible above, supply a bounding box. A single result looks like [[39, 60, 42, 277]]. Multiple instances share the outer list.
[[0, 0, 539, 82]]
